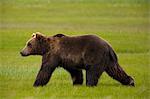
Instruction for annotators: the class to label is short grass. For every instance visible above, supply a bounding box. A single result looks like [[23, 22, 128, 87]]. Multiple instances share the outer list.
[[0, 0, 149, 99]]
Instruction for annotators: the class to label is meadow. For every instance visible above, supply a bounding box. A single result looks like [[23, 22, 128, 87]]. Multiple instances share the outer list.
[[0, 0, 149, 99]]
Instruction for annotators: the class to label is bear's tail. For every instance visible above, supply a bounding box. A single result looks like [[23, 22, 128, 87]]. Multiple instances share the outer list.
[[105, 48, 135, 86]]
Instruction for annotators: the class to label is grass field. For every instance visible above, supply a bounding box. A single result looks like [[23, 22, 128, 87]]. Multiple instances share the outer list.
[[0, 0, 149, 99]]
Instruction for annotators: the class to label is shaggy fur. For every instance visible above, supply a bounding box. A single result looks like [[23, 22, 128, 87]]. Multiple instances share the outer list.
[[20, 32, 135, 87]]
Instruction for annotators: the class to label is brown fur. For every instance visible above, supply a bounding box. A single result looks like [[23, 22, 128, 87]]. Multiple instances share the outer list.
[[20, 32, 135, 87]]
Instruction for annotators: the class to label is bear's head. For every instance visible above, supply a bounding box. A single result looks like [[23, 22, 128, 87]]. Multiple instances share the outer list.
[[20, 32, 50, 56]]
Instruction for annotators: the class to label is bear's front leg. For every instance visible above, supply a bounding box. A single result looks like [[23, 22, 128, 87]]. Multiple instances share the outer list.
[[33, 55, 59, 87], [33, 66, 56, 87]]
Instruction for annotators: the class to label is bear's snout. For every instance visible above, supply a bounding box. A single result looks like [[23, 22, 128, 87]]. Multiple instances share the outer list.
[[129, 77, 135, 87], [20, 51, 25, 56], [20, 51, 28, 56]]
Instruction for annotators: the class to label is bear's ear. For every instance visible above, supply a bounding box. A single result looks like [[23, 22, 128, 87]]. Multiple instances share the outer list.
[[32, 33, 36, 38], [32, 32, 45, 41]]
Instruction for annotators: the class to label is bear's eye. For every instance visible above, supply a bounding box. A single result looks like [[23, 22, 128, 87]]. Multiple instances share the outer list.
[[27, 43, 32, 47]]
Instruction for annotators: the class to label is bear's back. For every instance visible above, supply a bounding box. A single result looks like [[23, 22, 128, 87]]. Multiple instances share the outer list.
[[59, 34, 108, 48], [56, 34, 110, 67]]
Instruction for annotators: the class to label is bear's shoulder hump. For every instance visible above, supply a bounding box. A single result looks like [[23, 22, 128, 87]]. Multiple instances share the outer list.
[[53, 34, 66, 38]]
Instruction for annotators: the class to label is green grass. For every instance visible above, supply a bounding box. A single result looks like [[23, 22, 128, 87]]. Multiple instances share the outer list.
[[0, 0, 149, 99]]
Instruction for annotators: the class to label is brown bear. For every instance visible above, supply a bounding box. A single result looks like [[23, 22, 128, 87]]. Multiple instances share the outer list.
[[20, 32, 135, 87]]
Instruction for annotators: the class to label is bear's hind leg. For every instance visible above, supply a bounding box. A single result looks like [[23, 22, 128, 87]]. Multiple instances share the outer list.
[[105, 62, 135, 86], [65, 68, 83, 85], [86, 65, 105, 86]]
